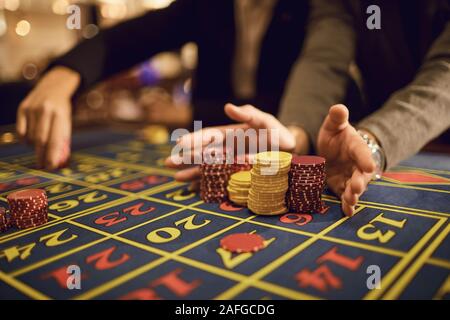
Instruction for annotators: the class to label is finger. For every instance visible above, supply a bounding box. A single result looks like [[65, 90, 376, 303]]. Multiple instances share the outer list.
[[35, 109, 53, 167], [46, 112, 70, 170], [16, 103, 28, 139], [342, 183, 359, 207], [189, 180, 200, 192], [165, 156, 194, 169], [174, 166, 201, 182], [348, 134, 377, 173], [326, 174, 346, 197], [26, 108, 37, 144], [322, 104, 349, 133], [35, 144, 47, 169], [224, 103, 267, 128], [165, 147, 205, 168], [176, 126, 241, 150], [341, 197, 356, 217], [343, 168, 372, 209]]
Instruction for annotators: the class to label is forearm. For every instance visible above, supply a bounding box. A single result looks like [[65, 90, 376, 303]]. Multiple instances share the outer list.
[[278, 0, 355, 148], [358, 23, 450, 169], [51, 0, 195, 92]]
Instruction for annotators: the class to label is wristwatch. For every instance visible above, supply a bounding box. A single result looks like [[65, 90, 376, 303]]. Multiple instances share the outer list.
[[357, 130, 386, 180]]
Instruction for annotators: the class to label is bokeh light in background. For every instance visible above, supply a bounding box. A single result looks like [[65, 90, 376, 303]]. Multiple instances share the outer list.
[[15, 19, 30, 36], [86, 90, 105, 110], [100, 0, 128, 20], [3, 0, 21, 12], [52, 0, 70, 15], [0, 0, 194, 128], [83, 23, 99, 39], [22, 62, 38, 80]]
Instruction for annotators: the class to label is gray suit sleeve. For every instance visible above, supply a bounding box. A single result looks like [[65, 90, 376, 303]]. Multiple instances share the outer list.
[[278, 0, 355, 147], [358, 22, 450, 169]]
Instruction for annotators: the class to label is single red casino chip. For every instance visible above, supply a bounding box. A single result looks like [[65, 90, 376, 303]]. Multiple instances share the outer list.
[[220, 233, 266, 253]]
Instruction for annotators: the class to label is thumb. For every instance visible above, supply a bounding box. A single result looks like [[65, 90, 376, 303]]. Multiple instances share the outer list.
[[322, 104, 350, 134]]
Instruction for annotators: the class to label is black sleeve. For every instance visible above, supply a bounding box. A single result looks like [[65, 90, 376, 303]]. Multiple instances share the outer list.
[[52, 0, 197, 92]]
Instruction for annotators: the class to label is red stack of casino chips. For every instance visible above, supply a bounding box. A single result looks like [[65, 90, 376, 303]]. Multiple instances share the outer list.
[[286, 155, 326, 213], [200, 162, 232, 203], [199, 146, 233, 203], [7, 189, 49, 230], [0, 207, 11, 232]]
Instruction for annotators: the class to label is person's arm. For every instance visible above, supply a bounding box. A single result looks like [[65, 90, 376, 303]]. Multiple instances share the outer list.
[[16, 0, 197, 170], [279, 0, 356, 153], [53, 0, 197, 92], [358, 22, 450, 169]]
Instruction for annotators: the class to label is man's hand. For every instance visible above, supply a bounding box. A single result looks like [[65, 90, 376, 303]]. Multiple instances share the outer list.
[[317, 104, 376, 217], [16, 67, 80, 170], [165, 103, 302, 183]]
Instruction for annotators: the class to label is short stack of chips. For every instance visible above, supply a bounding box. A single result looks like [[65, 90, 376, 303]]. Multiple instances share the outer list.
[[0, 207, 10, 232], [286, 155, 326, 213], [200, 147, 232, 203], [248, 151, 292, 215], [227, 171, 251, 206], [7, 189, 49, 229]]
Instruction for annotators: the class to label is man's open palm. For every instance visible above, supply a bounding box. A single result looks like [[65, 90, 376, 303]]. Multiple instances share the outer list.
[[317, 105, 376, 216]]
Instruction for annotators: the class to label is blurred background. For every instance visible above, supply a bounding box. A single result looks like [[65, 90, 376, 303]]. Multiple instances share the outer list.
[[0, 0, 448, 150], [0, 0, 194, 135]]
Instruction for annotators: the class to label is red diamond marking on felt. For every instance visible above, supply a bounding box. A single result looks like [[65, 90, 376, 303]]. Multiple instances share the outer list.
[[382, 171, 450, 184]]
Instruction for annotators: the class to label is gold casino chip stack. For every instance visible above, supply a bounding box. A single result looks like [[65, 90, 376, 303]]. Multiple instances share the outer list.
[[227, 171, 252, 206], [248, 151, 292, 215]]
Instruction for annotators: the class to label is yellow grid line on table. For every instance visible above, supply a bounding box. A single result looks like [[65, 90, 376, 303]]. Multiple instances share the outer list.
[[383, 223, 450, 300], [370, 181, 450, 194], [427, 257, 450, 270]]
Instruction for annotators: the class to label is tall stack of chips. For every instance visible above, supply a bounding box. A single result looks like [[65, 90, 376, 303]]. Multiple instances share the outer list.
[[200, 147, 232, 203], [248, 151, 292, 215], [7, 189, 49, 229], [227, 171, 251, 206], [286, 155, 326, 213], [0, 207, 10, 232]]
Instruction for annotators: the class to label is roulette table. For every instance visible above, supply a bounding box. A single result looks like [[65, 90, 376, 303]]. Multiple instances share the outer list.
[[0, 127, 448, 300]]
